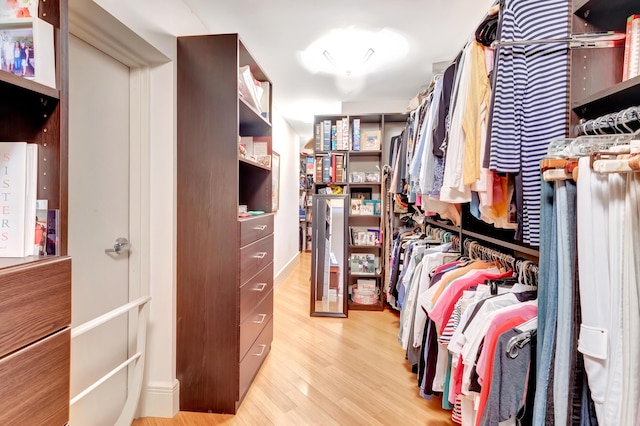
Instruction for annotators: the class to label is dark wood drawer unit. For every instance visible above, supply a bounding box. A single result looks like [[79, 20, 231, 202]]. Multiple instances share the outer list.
[[239, 289, 274, 359], [239, 234, 274, 285], [239, 262, 273, 322], [0, 328, 70, 426], [240, 214, 274, 247], [238, 317, 273, 402], [0, 258, 71, 358]]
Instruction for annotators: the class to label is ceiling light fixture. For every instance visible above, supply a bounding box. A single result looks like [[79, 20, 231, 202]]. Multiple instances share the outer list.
[[299, 27, 408, 78], [323, 47, 376, 76]]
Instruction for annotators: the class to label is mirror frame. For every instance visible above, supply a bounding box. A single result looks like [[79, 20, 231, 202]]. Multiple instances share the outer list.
[[310, 194, 349, 318]]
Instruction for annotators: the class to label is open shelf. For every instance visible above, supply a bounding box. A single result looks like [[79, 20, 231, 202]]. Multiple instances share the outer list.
[[239, 156, 271, 171], [573, 0, 638, 31], [348, 150, 382, 156], [572, 75, 640, 119], [0, 70, 59, 100], [239, 97, 271, 136], [349, 272, 383, 278], [348, 300, 384, 311], [349, 182, 382, 187]]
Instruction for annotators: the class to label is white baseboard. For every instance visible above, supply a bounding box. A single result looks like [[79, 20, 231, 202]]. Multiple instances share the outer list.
[[137, 379, 179, 419], [274, 252, 300, 290]]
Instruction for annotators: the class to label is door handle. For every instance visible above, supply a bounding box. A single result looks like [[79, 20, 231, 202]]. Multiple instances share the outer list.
[[105, 237, 131, 255]]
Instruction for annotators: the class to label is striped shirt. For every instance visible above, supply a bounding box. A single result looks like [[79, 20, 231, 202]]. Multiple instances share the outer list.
[[488, 0, 570, 245]]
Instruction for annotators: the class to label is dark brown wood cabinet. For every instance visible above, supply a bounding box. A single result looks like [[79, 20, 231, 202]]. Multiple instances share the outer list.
[[0, 0, 70, 423], [176, 33, 274, 414]]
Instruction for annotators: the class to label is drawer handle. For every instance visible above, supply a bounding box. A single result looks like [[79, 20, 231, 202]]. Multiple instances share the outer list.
[[253, 313, 267, 324], [252, 344, 267, 357], [253, 252, 267, 259], [253, 225, 267, 231], [253, 282, 267, 292]]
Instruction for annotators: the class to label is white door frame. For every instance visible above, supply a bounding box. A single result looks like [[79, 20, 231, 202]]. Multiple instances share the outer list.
[[68, 0, 169, 421]]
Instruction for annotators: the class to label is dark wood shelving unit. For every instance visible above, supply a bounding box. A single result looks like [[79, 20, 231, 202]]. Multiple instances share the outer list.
[[177, 33, 274, 414], [312, 112, 407, 313], [0, 0, 70, 424]]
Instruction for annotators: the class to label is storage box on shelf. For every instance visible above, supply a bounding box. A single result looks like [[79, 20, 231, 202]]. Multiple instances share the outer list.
[[0, 0, 70, 423], [177, 33, 274, 414]]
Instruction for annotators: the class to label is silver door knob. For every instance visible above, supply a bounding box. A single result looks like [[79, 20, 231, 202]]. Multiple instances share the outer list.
[[105, 237, 131, 254]]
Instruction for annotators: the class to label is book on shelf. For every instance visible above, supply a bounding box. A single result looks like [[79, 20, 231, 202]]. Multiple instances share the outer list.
[[624, 14, 640, 80], [314, 154, 323, 183], [0, 141, 38, 257], [322, 155, 331, 183], [305, 156, 314, 175], [35, 199, 47, 256], [323, 120, 331, 151], [341, 118, 349, 151], [46, 208, 59, 256], [314, 122, 322, 151], [331, 124, 337, 150], [332, 153, 345, 183], [352, 118, 361, 151]]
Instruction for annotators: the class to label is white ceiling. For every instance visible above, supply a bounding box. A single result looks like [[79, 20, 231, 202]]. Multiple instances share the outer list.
[[95, 0, 495, 141]]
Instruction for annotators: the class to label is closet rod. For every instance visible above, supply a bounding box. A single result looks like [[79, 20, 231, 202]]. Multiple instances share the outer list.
[[491, 32, 625, 48]]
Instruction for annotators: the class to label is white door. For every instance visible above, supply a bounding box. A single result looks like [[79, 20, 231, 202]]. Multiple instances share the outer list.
[[68, 34, 132, 426]]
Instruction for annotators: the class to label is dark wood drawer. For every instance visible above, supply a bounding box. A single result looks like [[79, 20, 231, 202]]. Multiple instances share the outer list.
[[239, 289, 273, 360], [0, 257, 71, 358], [240, 263, 273, 323], [0, 328, 70, 425], [239, 214, 274, 247], [238, 317, 273, 401], [239, 234, 273, 286]]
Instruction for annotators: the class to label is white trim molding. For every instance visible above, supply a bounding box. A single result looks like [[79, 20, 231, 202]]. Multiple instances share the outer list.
[[275, 252, 300, 290], [139, 380, 180, 419]]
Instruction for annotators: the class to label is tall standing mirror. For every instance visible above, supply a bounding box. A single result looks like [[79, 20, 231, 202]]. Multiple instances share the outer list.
[[310, 194, 348, 317]]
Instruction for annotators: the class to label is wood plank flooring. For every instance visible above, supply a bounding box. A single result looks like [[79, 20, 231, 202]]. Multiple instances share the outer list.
[[133, 253, 453, 425]]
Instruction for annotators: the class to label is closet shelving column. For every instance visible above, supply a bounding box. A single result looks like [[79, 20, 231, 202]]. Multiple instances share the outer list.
[[345, 114, 385, 311], [571, 0, 640, 129], [0, 0, 71, 423], [177, 33, 274, 414]]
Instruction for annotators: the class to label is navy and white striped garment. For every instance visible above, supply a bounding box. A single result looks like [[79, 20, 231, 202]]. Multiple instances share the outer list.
[[488, 0, 570, 246]]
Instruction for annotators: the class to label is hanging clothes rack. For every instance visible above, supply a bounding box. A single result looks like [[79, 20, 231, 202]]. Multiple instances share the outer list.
[[491, 31, 626, 48]]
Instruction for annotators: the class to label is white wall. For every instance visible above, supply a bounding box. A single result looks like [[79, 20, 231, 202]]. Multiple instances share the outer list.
[[271, 109, 303, 284]]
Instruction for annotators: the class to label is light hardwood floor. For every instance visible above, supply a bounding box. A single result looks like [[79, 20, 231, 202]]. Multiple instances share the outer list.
[[133, 253, 453, 426]]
